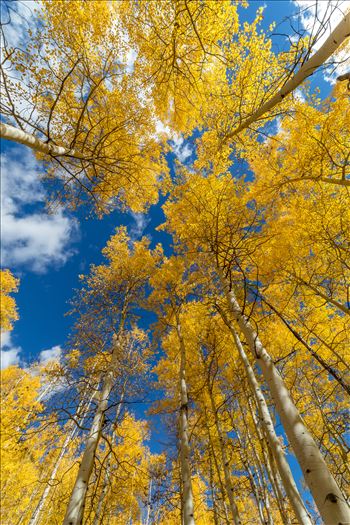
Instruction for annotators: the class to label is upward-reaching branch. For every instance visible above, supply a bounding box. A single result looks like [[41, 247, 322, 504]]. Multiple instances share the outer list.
[[223, 10, 350, 141]]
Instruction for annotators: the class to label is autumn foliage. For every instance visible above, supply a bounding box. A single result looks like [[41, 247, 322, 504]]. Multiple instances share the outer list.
[[0, 1, 349, 524]]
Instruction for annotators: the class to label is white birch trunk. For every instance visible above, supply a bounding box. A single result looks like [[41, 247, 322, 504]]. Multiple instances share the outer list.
[[248, 397, 292, 525], [0, 123, 71, 156], [144, 478, 152, 525], [63, 339, 123, 525], [234, 426, 266, 525], [92, 387, 126, 525], [30, 389, 96, 525], [224, 10, 350, 140], [176, 321, 196, 525], [224, 285, 350, 525], [208, 389, 242, 525], [224, 319, 312, 525]]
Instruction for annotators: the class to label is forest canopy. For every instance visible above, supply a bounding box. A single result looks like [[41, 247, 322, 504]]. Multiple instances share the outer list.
[[0, 1, 349, 525]]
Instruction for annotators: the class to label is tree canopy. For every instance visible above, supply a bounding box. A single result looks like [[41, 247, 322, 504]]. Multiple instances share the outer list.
[[0, 1, 349, 524]]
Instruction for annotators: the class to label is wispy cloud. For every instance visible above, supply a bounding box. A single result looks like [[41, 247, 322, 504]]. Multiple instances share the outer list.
[[0, 0, 41, 49], [1, 147, 79, 273], [0, 331, 21, 369], [39, 344, 62, 364], [129, 212, 150, 241], [155, 120, 194, 164], [170, 136, 193, 164]]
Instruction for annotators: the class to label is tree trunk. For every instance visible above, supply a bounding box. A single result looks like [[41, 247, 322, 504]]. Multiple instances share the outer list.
[[92, 386, 127, 525], [223, 284, 350, 525], [29, 390, 96, 525], [209, 453, 221, 525], [206, 418, 231, 525], [233, 425, 266, 525], [248, 397, 292, 525], [207, 388, 242, 525], [0, 122, 71, 156], [219, 308, 312, 525], [223, 10, 350, 141], [63, 338, 123, 525], [16, 487, 41, 525], [240, 415, 274, 525], [176, 320, 196, 525], [145, 478, 152, 525]]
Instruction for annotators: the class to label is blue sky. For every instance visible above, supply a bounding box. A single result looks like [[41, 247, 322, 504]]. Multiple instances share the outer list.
[[0, 0, 346, 501]]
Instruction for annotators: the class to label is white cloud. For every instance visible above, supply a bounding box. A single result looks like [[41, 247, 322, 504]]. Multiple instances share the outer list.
[[36, 345, 66, 401], [125, 48, 137, 74], [155, 120, 172, 137], [129, 212, 150, 240], [0, 147, 79, 273], [0, 1, 41, 48], [155, 120, 193, 163], [293, 88, 306, 103], [1, 331, 21, 369], [39, 344, 62, 364], [170, 135, 193, 163], [292, 0, 350, 82]]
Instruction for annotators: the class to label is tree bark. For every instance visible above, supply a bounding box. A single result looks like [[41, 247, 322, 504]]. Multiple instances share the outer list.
[[206, 417, 231, 525], [145, 478, 152, 525], [223, 10, 350, 141], [29, 390, 96, 525], [222, 283, 350, 525], [0, 122, 71, 157], [236, 432, 266, 525], [207, 388, 242, 525], [222, 313, 313, 524], [248, 397, 292, 525], [63, 337, 123, 525], [92, 385, 127, 525], [176, 319, 196, 525]]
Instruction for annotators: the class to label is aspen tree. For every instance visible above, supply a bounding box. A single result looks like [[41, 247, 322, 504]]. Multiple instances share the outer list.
[[222, 282, 350, 525], [248, 82, 350, 190], [149, 257, 196, 525], [1, 2, 349, 523], [246, 397, 292, 525], [196, 344, 242, 525], [207, 389, 242, 525], [28, 385, 97, 525], [162, 172, 350, 524], [217, 306, 312, 525], [0, 366, 60, 525], [90, 413, 152, 524], [90, 386, 126, 525], [1, 0, 168, 213], [189, 306, 292, 524], [63, 229, 161, 525], [176, 318, 196, 525], [223, 9, 350, 140], [122, 0, 349, 140]]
